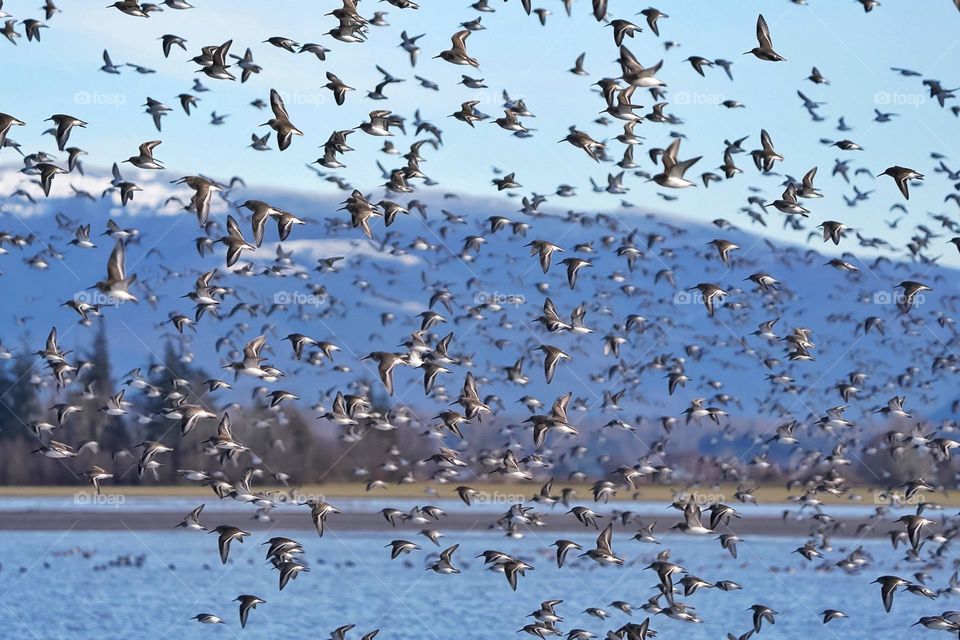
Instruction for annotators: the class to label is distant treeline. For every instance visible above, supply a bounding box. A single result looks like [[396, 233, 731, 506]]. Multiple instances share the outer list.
[[0, 323, 940, 488]]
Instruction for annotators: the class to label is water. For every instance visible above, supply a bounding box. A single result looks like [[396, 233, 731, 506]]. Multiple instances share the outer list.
[[0, 528, 942, 639]]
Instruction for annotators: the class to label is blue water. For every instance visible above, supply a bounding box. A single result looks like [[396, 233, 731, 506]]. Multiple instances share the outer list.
[[0, 529, 943, 639]]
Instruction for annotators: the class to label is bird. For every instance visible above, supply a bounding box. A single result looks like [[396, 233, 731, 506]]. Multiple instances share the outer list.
[[210, 525, 249, 564], [746, 14, 785, 61], [689, 283, 728, 317], [176, 505, 207, 530], [306, 499, 341, 536], [100, 50, 122, 74], [45, 114, 87, 150], [192, 614, 225, 625], [640, 7, 668, 36], [873, 576, 909, 612], [427, 544, 460, 574], [325, 72, 354, 105], [235, 595, 265, 628], [92, 241, 138, 303], [579, 523, 624, 565], [123, 141, 164, 169], [879, 166, 923, 199], [80, 466, 113, 494], [551, 540, 583, 568], [653, 138, 701, 188], [436, 30, 478, 67], [671, 502, 715, 535], [750, 605, 777, 633], [896, 281, 931, 313], [0, 113, 26, 148], [262, 89, 302, 151], [534, 345, 571, 384]]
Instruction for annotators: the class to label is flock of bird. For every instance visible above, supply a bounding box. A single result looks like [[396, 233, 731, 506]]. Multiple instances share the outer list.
[[5, 0, 960, 637]]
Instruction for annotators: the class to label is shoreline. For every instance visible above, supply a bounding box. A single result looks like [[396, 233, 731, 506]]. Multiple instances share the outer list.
[[0, 482, 945, 504], [0, 509, 898, 538]]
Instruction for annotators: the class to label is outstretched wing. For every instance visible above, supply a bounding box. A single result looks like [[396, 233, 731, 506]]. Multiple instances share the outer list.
[[244, 335, 267, 360], [684, 502, 704, 528], [226, 214, 243, 238], [450, 29, 470, 52], [552, 392, 571, 421], [139, 140, 162, 156], [760, 129, 774, 153], [662, 138, 681, 170], [213, 39, 233, 66], [593, 0, 607, 21], [270, 88, 289, 121], [107, 241, 126, 282], [597, 522, 613, 553], [217, 413, 233, 439], [756, 14, 773, 49], [439, 543, 459, 565]]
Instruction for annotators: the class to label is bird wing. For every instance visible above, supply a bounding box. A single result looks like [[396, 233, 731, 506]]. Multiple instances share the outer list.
[[226, 214, 244, 238], [107, 240, 126, 282], [592, 0, 607, 21], [439, 543, 459, 565], [662, 138, 681, 169], [218, 413, 233, 439], [756, 14, 773, 48], [462, 371, 479, 400], [552, 392, 571, 420], [212, 39, 232, 66], [684, 502, 704, 528], [597, 522, 613, 553], [378, 356, 395, 396], [217, 530, 233, 564], [270, 88, 290, 121], [450, 29, 470, 52], [139, 140, 161, 156], [760, 129, 774, 152], [244, 335, 266, 360]]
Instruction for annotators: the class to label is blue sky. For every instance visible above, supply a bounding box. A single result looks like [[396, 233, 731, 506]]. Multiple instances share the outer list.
[[2, 0, 960, 262]]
